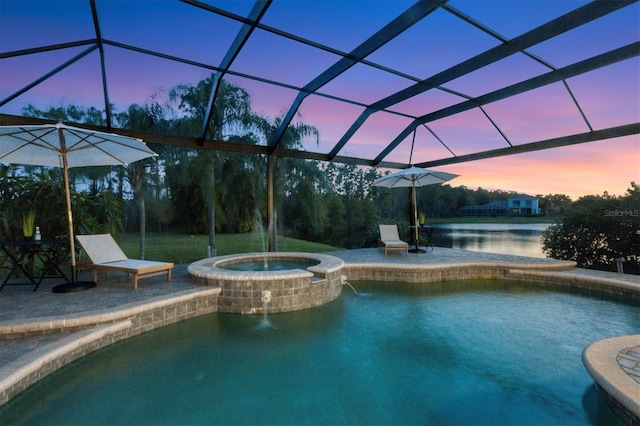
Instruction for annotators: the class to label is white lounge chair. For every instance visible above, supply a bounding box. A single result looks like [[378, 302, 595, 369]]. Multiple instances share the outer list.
[[378, 224, 409, 255], [76, 234, 174, 289]]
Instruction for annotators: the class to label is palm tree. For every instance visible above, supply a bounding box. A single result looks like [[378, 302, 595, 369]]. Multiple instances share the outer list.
[[126, 161, 148, 258], [168, 78, 259, 255], [254, 113, 319, 248]]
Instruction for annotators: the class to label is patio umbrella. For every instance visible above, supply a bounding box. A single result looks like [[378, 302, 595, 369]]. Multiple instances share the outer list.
[[373, 166, 458, 252], [0, 122, 157, 286]]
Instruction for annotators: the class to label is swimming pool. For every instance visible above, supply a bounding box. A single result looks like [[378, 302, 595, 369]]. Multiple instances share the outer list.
[[0, 279, 637, 425]]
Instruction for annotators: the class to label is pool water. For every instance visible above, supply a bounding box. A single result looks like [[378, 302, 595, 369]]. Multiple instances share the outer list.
[[220, 259, 317, 271], [1, 280, 638, 425]]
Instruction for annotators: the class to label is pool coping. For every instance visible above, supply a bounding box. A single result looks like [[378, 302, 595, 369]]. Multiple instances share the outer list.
[[0, 321, 132, 406], [0, 287, 221, 406], [0, 287, 221, 338], [0, 258, 638, 419]]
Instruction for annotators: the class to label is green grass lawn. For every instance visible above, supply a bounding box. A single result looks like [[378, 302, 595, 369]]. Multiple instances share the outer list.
[[118, 232, 342, 265]]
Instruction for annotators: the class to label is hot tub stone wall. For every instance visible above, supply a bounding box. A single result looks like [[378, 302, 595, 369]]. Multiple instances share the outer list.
[[216, 275, 335, 314], [188, 253, 345, 314]]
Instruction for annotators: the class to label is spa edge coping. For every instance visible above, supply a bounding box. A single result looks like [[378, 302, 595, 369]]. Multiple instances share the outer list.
[[583, 335, 640, 423], [0, 259, 638, 415], [188, 252, 345, 281]]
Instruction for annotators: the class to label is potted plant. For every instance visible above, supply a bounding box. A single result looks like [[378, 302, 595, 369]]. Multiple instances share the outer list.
[[418, 212, 426, 226], [23, 211, 35, 240]]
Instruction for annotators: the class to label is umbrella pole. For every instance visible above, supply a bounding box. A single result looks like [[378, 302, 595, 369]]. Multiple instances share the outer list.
[[409, 181, 426, 253], [59, 140, 77, 282], [412, 182, 419, 250], [62, 167, 77, 282]]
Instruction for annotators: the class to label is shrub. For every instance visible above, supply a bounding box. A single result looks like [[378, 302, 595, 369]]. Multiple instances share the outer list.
[[542, 183, 639, 274]]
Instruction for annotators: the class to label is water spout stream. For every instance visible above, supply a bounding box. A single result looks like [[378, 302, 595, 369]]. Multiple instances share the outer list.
[[341, 275, 358, 295], [261, 290, 272, 323], [254, 209, 269, 269]]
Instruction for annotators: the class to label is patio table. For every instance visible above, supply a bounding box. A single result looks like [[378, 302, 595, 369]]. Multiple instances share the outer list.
[[408, 225, 434, 253], [0, 239, 70, 291]]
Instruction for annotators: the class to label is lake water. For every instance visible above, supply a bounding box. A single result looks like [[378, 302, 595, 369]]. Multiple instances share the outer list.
[[431, 223, 552, 258]]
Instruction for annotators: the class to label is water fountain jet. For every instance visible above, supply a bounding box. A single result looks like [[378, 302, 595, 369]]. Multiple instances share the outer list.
[[254, 209, 269, 269]]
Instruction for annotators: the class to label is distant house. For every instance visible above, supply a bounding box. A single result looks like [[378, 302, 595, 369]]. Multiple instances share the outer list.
[[507, 195, 542, 215], [460, 195, 541, 217]]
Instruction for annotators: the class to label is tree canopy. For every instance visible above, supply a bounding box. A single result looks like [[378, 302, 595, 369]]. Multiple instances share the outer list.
[[542, 183, 639, 274]]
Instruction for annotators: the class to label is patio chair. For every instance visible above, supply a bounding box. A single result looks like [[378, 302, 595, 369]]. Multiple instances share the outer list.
[[378, 224, 409, 256], [76, 234, 174, 289]]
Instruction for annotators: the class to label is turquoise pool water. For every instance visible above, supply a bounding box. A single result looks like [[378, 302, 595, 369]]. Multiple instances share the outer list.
[[1, 280, 638, 425]]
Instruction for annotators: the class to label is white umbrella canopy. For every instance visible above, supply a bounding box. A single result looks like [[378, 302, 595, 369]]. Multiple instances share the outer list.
[[0, 123, 156, 167], [373, 166, 459, 188], [0, 122, 157, 282], [374, 166, 459, 252]]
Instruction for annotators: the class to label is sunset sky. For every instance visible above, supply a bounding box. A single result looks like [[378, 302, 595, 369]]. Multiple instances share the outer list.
[[0, 0, 638, 201]]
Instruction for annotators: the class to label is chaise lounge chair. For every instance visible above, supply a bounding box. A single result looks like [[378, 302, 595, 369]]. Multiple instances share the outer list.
[[378, 224, 409, 255], [76, 234, 174, 289]]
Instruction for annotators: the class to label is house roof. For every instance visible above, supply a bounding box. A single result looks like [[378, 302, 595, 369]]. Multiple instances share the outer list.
[[508, 194, 538, 200]]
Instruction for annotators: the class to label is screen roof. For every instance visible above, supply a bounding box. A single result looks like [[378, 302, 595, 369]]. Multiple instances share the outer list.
[[1, 0, 638, 170]]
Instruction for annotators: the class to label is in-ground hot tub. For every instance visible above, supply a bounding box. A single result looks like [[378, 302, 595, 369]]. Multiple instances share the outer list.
[[187, 252, 345, 314]]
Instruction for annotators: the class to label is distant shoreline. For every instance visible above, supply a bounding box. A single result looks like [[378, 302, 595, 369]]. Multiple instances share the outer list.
[[428, 216, 556, 225]]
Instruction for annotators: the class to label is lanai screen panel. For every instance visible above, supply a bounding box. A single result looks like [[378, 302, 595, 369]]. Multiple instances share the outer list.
[[0, 0, 637, 169]]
